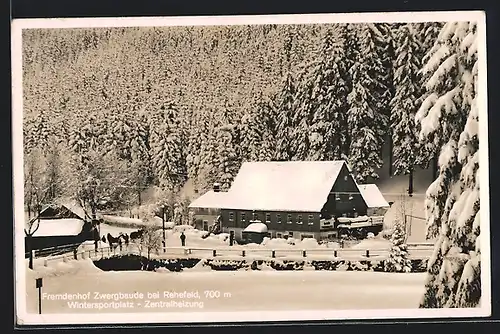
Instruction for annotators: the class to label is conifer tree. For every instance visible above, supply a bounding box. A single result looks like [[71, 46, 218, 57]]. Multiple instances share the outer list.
[[414, 22, 447, 177], [346, 24, 385, 182], [274, 70, 297, 161], [240, 95, 276, 162], [390, 24, 422, 195], [415, 22, 481, 308], [385, 221, 412, 273], [148, 100, 186, 191], [289, 27, 349, 161], [358, 24, 391, 151]]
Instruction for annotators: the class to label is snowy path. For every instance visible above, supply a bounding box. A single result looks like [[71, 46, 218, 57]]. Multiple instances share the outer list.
[[25, 261, 427, 314]]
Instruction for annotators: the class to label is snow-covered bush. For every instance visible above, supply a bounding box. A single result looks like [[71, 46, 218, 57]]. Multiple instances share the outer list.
[[384, 221, 412, 273]]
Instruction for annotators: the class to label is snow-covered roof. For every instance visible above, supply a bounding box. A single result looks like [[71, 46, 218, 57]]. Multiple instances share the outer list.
[[357, 184, 390, 208], [192, 161, 346, 212], [39, 202, 87, 221], [243, 222, 268, 233], [188, 191, 233, 209], [30, 219, 86, 237], [61, 202, 88, 220]]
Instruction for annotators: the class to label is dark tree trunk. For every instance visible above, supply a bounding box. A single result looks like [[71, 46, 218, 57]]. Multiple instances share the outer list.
[[388, 134, 393, 177], [432, 156, 438, 180], [91, 206, 99, 251], [408, 168, 414, 197], [27, 235, 33, 269], [138, 190, 142, 206]]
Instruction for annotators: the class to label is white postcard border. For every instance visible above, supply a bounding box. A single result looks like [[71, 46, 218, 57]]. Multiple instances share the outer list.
[[12, 10, 491, 325]]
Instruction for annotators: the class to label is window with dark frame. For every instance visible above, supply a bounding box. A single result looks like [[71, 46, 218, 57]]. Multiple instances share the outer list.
[[308, 214, 314, 225], [266, 213, 271, 222], [276, 213, 282, 223], [241, 213, 246, 222], [297, 214, 303, 224], [229, 212, 234, 221], [287, 213, 292, 224]]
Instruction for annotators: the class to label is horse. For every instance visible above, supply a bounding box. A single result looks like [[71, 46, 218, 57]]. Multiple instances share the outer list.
[[121, 233, 130, 246], [130, 229, 144, 241], [106, 233, 122, 249]]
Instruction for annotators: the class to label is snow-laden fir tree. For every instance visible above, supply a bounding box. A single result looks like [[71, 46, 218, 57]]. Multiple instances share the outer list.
[[185, 109, 204, 190], [414, 22, 447, 176], [213, 102, 242, 191], [346, 24, 385, 182], [196, 111, 220, 193], [216, 126, 240, 191], [357, 23, 391, 150], [23, 110, 56, 153], [147, 100, 187, 191], [415, 21, 481, 308], [384, 220, 412, 273], [390, 24, 422, 191], [273, 70, 297, 161], [67, 110, 108, 164], [292, 27, 349, 161], [373, 23, 396, 123], [240, 94, 276, 162]]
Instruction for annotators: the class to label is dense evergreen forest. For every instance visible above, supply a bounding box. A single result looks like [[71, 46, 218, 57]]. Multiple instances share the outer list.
[[22, 22, 442, 206], [22, 21, 481, 308]]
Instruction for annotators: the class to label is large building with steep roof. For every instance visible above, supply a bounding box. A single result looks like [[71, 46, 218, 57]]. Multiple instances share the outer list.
[[189, 160, 390, 242]]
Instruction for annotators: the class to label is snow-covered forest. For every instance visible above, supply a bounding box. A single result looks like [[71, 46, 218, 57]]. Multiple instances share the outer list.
[[22, 21, 481, 308]]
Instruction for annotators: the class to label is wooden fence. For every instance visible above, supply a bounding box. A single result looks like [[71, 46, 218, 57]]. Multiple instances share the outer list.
[[31, 242, 435, 269]]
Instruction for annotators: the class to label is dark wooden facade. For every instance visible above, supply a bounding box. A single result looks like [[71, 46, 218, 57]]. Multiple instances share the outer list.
[[221, 209, 320, 232], [321, 163, 367, 219]]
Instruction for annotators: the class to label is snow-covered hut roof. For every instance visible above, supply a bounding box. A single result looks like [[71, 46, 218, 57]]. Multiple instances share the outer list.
[[39, 202, 87, 221], [243, 222, 268, 233], [188, 191, 233, 209], [357, 184, 390, 208], [31, 218, 86, 237], [191, 161, 346, 212]]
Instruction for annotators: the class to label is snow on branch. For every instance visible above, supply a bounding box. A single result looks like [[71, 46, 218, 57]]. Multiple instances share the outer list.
[[425, 54, 458, 92]]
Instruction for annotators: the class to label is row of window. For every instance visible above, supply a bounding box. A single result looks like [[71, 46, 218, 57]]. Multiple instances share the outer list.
[[228, 212, 315, 225]]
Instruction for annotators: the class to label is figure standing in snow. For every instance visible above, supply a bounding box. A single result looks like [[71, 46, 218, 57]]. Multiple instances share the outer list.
[[180, 232, 186, 247]]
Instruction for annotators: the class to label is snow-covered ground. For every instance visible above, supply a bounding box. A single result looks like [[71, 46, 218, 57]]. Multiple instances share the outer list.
[[24, 259, 427, 314], [63, 223, 432, 264], [375, 166, 435, 243]]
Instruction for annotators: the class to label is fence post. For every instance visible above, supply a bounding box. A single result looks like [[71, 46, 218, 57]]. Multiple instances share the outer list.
[[242, 250, 245, 257], [365, 250, 370, 258], [213, 249, 216, 257], [272, 250, 275, 258], [302, 250, 306, 258], [334, 250, 338, 258], [73, 249, 78, 260]]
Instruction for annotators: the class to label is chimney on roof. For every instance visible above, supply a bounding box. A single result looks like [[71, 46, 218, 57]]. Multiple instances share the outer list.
[[213, 183, 221, 192]]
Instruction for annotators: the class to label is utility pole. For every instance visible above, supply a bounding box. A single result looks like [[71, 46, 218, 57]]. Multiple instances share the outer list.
[[161, 205, 166, 252], [162, 205, 166, 241]]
